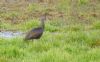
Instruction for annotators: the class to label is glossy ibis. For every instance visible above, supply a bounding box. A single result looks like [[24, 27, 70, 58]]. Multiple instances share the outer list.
[[24, 14, 46, 41]]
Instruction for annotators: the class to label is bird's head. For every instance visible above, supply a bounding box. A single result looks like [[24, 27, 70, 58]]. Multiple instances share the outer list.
[[40, 13, 47, 21]]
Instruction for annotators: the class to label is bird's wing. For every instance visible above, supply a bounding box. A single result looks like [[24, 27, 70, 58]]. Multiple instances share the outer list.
[[27, 31, 37, 38], [26, 30, 42, 38]]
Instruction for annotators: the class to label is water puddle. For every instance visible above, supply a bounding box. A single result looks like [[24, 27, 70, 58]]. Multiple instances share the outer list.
[[0, 31, 24, 38]]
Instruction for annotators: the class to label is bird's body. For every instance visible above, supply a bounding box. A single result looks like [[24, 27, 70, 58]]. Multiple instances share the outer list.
[[24, 27, 44, 40], [24, 13, 46, 41]]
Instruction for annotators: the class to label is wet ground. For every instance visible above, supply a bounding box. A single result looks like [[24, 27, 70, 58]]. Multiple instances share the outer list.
[[0, 31, 24, 38]]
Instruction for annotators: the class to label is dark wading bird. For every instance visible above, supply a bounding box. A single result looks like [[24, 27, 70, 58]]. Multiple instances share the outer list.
[[24, 13, 46, 41]]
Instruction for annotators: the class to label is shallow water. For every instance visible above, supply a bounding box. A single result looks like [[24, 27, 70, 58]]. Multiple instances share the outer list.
[[0, 31, 24, 38]]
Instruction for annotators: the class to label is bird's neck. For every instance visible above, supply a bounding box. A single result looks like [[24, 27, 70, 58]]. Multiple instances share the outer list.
[[40, 14, 46, 29], [40, 20, 45, 29]]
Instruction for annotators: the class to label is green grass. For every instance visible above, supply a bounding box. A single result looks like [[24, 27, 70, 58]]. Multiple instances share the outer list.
[[0, 0, 100, 62], [0, 29, 100, 62]]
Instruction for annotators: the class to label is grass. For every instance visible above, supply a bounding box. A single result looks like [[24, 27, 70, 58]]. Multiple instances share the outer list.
[[0, 0, 100, 62], [0, 29, 100, 62]]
